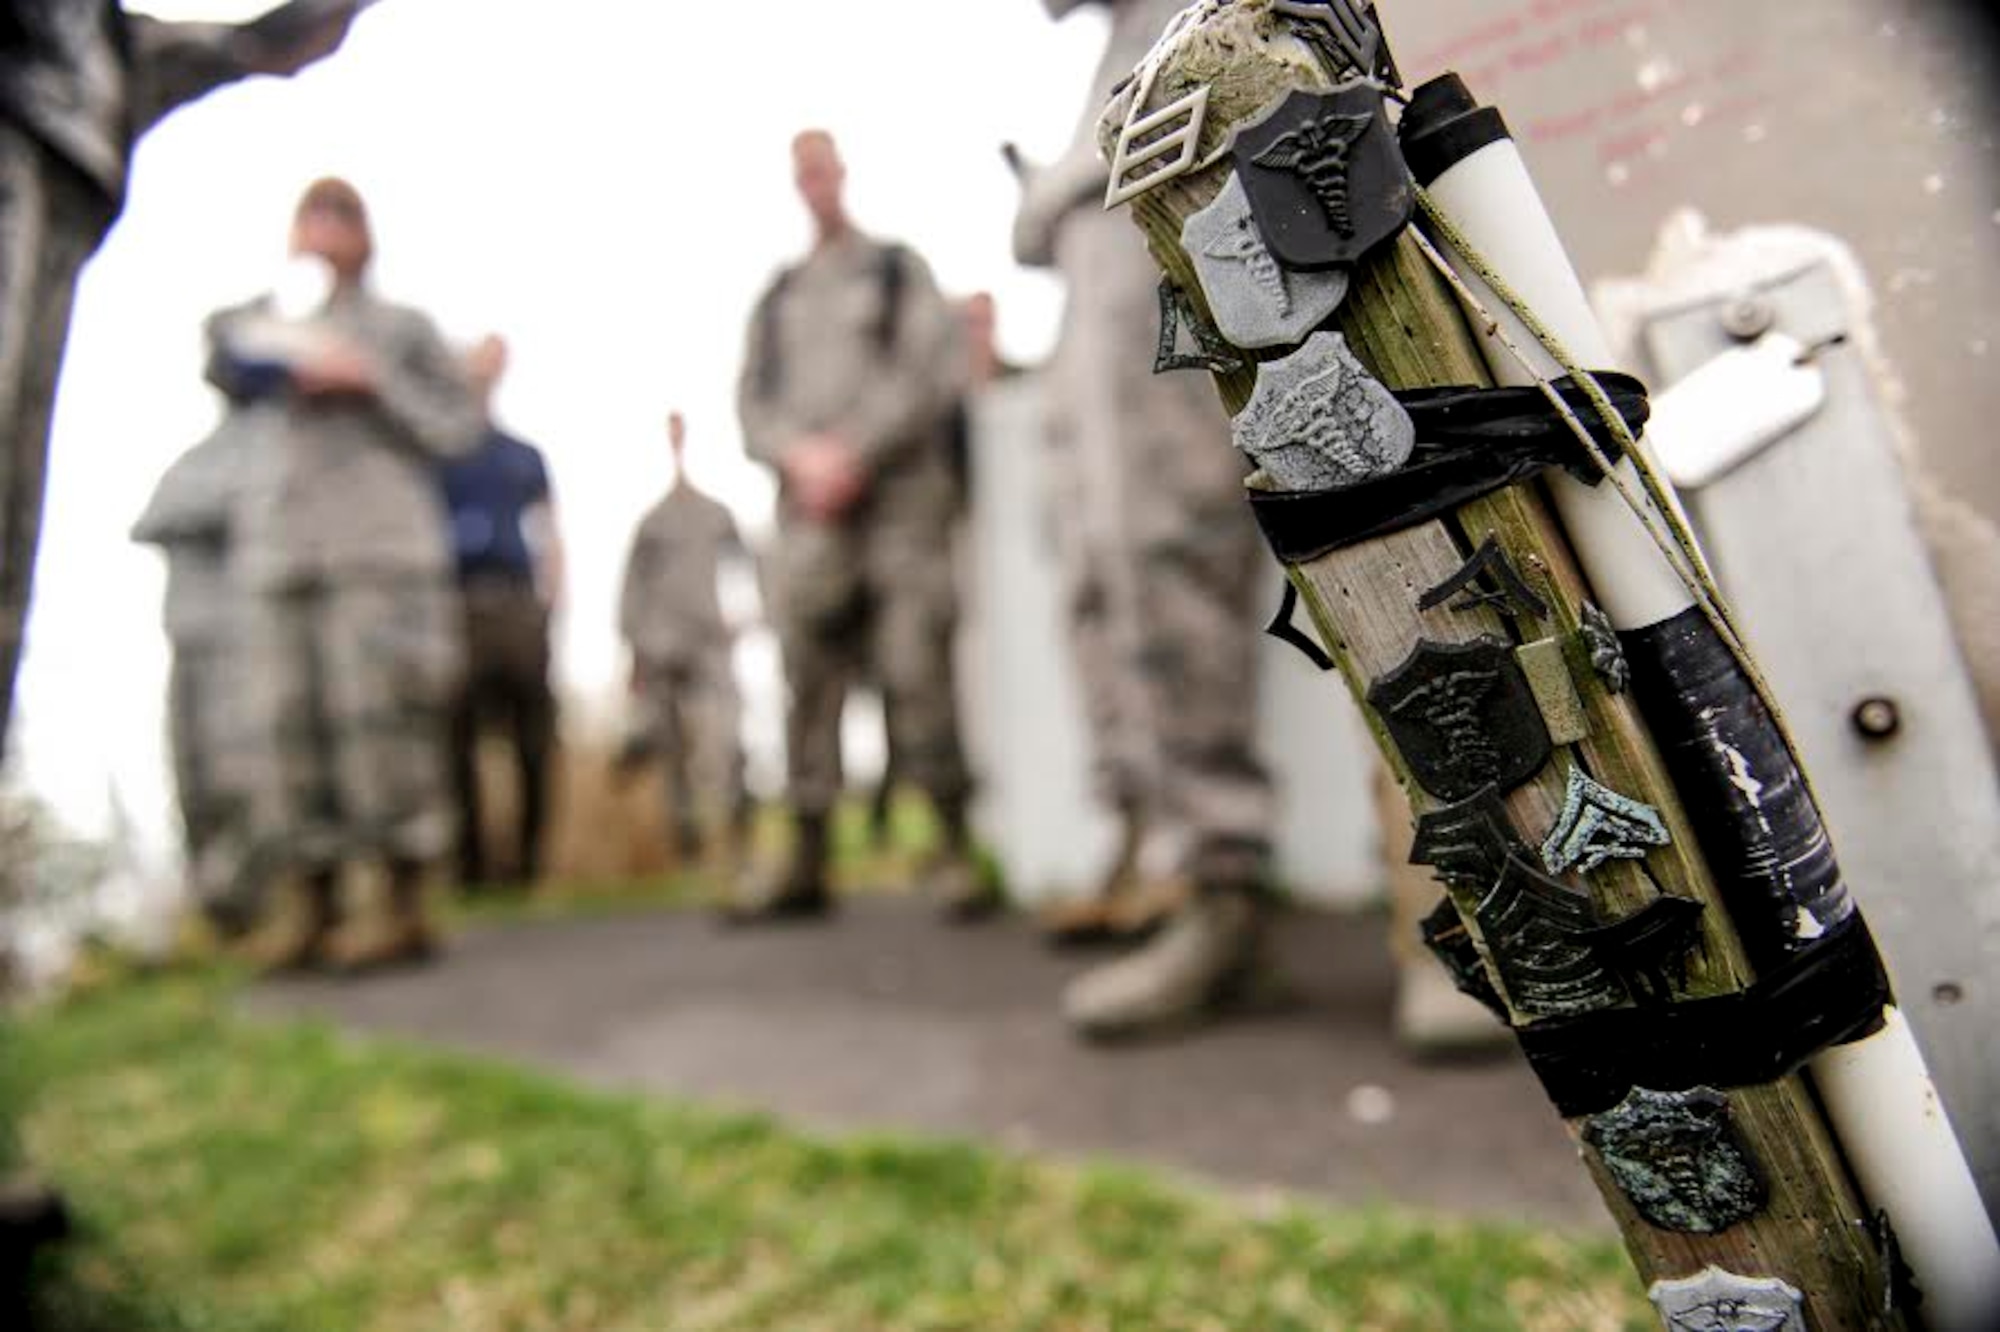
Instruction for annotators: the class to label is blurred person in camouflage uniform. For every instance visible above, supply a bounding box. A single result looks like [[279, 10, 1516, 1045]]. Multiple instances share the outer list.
[[131, 424, 261, 936], [618, 412, 752, 865], [209, 176, 479, 972], [735, 130, 997, 924], [1015, 0, 1279, 1039]]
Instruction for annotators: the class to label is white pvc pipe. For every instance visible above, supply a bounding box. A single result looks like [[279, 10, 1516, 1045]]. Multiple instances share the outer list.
[[1420, 137, 1694, 632], [1422, 115, 2000, 1322], [1813, 1011, 2000, 1329]]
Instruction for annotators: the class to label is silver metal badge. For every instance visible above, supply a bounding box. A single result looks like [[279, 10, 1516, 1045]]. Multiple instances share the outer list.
[[1542, 765, 1671, 876], [1649, 1267, 1805, 1332], [1181, 174, 1350, 350], [1232, 331, 1414, 491]]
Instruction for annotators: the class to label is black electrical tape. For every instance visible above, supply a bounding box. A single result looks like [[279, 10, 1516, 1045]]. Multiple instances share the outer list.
[[1248, 373, 1649, 564], [1621, 608, 1856, 972], [1519, 916, 1891, 1119], [1399, 73, 1514, 187]]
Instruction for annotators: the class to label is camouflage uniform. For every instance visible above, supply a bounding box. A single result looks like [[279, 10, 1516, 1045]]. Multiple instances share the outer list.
[[1019, 0, 1277, 1034], [1014, 0, 1275, 891], [0, 0, 360, 755], [130, 425, 260, 931], [737, 231, 970, 823], [619, 480, 748, 845], [210, 290, 478, 874]]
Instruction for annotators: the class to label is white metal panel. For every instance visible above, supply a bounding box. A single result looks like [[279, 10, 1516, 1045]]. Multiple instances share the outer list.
[[1637, 254, 2000, 1215]]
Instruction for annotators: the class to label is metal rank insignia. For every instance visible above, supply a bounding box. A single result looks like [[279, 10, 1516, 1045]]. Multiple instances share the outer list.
[[1421, 897, 1506, 1019], [1650, 1268, 1805, 1332], [1181, 174, 1350, 349], [1476, 856, 1628, 1017], [1420, 537, 1549, 622], [1584, 1088, 1770, 1235], [1232, 331, 1414, 491], [1234, 82, 1415, 270], [1580, 602, 1630, 694], [1542, 766, 1672, 877], [1155, 278, 1244, 376], [1103, 9, 1218, 210], [1368, 638, 1553, 803], [1273, 1, 1395, 85], [1410, 787, 1523, 893]]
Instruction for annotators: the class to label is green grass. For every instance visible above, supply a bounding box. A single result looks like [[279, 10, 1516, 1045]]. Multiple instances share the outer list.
[[5, 968, 1647, 1331]]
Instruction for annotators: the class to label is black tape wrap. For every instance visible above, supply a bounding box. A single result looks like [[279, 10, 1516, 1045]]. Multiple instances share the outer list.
[[1621, 608, 1856, 968], [1522, 607, 1894, 1115], [1521, 916, 1890, 1118], [1248, 374, 1648, 564]]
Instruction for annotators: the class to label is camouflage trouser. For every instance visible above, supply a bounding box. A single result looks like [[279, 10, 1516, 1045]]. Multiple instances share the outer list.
[[447, 575, 556, 883], [0, 128, 108, 756], [768, 489, 969, 818], [169, 644, 259, 916], [1046, 430, 1156, 813], [1047, 209, 1275, 883], [245, 575, 463, 871], [635, 645, 745, 831]]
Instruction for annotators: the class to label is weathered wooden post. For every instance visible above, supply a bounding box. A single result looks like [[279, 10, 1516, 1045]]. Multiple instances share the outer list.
[[1096, 2, 1999, 1325]]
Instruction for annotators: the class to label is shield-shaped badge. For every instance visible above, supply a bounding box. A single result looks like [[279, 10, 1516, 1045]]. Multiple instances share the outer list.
[[1584, 1089, 1770, 1235], [1650, 1268, 1805, 1332], [1182, 174, 1350, 350], [1234, 82, 1414, 270], [1368, 638, 1554, 802], [1232, 331, 1414, 491]]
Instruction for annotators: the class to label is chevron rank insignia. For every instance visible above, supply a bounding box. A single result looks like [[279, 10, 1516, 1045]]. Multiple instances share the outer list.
[[1155, 277, 1244, 376], [1542, 766, 1672, 876]]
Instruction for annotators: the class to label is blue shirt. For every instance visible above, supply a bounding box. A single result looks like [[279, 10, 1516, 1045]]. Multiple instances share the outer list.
[[437, 427, 552, 581]]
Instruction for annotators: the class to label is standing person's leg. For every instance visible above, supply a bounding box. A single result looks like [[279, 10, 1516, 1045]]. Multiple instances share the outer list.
[[866, 495, 995, 922], [730, 523, 855, 921], [444, 642, 486, 888], [510, 597, 556, 887], [1061, 227, 1278, 1037], [0, 132, 104, 754], [660, 661, 700, 862], [320, 577, 461, 967], [242, 583, 345, 967], [687, 641, 748, 860]]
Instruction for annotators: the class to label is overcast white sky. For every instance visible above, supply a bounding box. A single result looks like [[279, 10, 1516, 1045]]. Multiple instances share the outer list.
[[13, 0, 1109, 851]]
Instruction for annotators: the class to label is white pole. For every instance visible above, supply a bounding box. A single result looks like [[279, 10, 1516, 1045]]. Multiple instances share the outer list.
[[1406, 79, 2000, 1320], [1413, 137, 1691, 632]]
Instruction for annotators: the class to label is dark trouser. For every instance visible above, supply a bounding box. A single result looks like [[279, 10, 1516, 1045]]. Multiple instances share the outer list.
[[447, 574, 556, 885], [0, 131, 110, 757]]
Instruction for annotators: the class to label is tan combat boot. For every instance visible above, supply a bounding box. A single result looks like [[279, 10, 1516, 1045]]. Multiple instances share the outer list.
[[1038, 810, 1145, 947], [923, 798, 1003, 924], [724, 812, 834, 925], [323, 862, 440, 974], [241, 871, 341, 974], [1062, 886, 1280, 1041], [924, 847, 1004, 924]]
